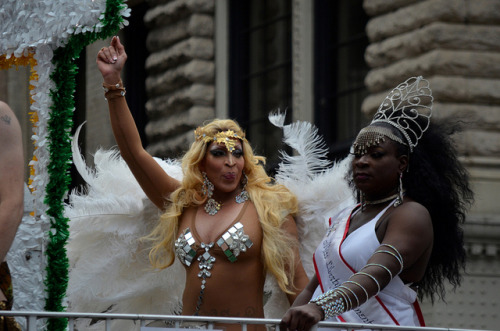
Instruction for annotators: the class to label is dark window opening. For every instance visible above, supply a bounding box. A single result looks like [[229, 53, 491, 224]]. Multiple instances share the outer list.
[[314, 0, 370, 161], [229, 0, 292, 174], [123, 1, 150, 148]]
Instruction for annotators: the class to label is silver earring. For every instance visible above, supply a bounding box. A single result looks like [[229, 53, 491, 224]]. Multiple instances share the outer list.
[[202, 172, 221, 215], [360, 191, 365, 211], [235, 171, 249, 204], [394, 172, 404, 207]]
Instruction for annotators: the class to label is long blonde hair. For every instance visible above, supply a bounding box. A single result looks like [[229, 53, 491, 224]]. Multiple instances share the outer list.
[[146, 119, 299, 294]]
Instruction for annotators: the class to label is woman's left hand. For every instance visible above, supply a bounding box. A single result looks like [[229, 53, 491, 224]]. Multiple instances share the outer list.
[[280, 303, 323, 331], [96, 36, 127, 85]]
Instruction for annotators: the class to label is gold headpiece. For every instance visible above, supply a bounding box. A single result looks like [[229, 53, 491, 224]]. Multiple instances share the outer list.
[[194, 128, 247, 152]]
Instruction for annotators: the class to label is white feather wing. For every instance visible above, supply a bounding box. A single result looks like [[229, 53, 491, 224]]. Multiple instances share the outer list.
[[66, 126, 184, 330], [264, 112, 356, 317]]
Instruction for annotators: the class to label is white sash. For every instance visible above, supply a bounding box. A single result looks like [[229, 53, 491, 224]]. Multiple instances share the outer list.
[[313, 204, 424, 328]]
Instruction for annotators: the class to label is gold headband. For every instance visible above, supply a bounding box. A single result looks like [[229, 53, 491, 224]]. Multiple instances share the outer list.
[[352, 125, 406, 156], [194, 128, 247, 152]]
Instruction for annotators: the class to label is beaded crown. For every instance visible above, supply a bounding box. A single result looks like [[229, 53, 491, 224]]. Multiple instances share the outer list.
[[353, 126, 406, 156], [361, 76, 433, 153], [194, 128, 247, 152]]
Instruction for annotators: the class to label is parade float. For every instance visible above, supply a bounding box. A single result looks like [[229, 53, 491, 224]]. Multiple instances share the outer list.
[[0, 1, 129, 329]]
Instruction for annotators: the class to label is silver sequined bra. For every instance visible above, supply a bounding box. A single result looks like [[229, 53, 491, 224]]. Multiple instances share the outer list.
[[174, 221, 253, 266], [174, 222, 254, 315]]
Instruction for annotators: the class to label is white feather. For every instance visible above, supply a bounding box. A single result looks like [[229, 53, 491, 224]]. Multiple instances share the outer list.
[[264, 112, 356, 316], [66, 129, 184, 330]]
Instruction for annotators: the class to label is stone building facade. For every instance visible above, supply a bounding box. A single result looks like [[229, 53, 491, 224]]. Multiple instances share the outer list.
[[1, 0, 499, 329], [91, 1, 500, 328]]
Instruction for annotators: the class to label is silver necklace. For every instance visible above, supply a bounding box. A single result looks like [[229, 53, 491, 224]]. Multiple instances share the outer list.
[[363, 193, 399, 206]]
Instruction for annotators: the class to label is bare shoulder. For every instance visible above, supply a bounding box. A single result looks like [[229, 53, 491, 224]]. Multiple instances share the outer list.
[[0, 101, 22, 149], [0, 101, 20, 130], [388, 201, 432, 236], [0, 100, 14, 114]]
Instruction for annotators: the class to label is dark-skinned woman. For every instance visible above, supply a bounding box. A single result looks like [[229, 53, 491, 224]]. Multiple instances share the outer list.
[[280, 76, 473, 330]]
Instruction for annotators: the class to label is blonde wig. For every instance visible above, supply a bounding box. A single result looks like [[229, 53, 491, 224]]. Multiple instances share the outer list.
[[146, 119, 300, 294]]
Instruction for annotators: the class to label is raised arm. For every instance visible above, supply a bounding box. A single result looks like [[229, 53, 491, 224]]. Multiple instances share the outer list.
[[97, 36, 180, 209], [0, 101, 24, 262]]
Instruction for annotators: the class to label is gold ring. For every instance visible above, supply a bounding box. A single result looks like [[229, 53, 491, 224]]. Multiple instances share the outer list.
[[100, 47, 105, 51]]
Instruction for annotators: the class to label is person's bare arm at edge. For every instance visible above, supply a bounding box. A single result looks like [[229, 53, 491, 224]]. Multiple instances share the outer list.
[[97, 36, 180, 210], [281, 216, 310, 304], [0, 101, 24, 262]]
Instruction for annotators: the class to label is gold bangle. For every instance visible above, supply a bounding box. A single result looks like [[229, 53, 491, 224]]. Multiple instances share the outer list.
[[102, 80, 126, 100]]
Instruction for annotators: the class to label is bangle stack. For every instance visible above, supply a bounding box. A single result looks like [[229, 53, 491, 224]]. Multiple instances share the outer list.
[[309, 289, 346, 319], [309, 245, 405, 320], [103, 80, 126, 100]]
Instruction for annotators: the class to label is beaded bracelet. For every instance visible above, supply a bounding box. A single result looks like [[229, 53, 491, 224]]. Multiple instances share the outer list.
[[335, 287, 353, 311], [309, 289, 347, 319], [103, 80, 126, 100]]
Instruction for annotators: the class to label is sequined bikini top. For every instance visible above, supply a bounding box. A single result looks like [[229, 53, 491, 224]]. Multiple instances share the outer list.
[[173, 203, 254, 315], [175, 221, 253, 266]]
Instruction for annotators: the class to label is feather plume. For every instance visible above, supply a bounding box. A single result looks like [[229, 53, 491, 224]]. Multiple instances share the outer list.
[[270, 111, 356, 278], [65, 127, 184, 330]]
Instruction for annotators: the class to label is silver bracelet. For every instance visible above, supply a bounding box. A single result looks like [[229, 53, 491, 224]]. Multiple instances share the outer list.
[[374, 250, 404, 274], [335, 287, 353, 311], [344, 280, 369, 302], [338, 284, 360, 308], [309, 289, 346, 319], [363, 263, 394, 280], [356, 271, 381, 294]]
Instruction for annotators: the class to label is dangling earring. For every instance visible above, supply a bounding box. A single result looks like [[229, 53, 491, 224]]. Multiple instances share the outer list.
[[235, 171, 249, 204], [394, 172, 404, 207], [202, 172, 221, 215], [359, 191, 365, 211]]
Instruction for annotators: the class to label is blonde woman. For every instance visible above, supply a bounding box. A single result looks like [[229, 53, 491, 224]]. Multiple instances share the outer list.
[[97, 36, 308, 330]]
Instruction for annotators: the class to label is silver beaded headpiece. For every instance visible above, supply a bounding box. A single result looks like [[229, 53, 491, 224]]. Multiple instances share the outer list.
[[353, 76, 433, 155]]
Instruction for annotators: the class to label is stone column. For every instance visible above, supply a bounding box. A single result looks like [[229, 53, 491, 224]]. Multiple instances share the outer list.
[[144, 0, 215, 157]]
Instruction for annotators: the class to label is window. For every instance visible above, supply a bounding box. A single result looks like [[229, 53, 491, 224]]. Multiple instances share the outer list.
[[229, 0, 292, 172], [314, 0, 369, 160], [123, 1, 149, 147]]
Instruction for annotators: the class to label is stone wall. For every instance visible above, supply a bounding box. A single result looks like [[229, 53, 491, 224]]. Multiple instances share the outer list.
[[84, 39, 117, 159], [143, 0, 215, 158], [362, 0, 500, 328]]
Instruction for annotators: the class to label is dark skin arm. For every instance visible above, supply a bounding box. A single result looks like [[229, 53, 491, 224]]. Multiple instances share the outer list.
[[97, 36, 180, 210], [281, 275, 323, 330], [372, 200, 433, 283]]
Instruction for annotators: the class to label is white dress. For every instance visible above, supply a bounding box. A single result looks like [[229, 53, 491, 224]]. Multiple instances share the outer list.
[[312, 202, 425, 329]]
